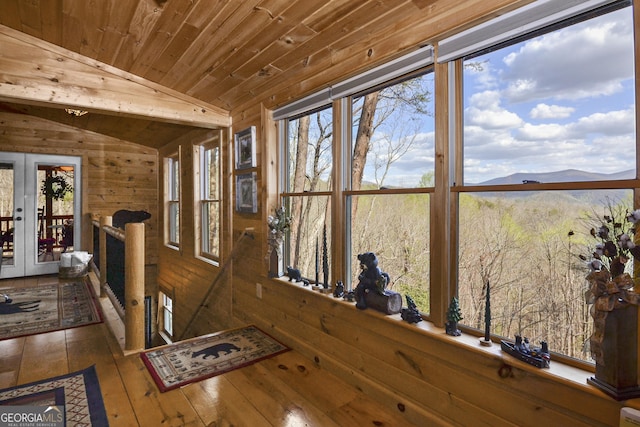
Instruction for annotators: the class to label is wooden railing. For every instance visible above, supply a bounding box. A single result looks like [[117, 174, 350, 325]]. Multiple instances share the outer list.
[[91, 215, 145, 352]]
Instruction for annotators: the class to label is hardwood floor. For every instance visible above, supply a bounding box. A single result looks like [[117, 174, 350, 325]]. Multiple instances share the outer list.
[[0, 275, 418, 426]]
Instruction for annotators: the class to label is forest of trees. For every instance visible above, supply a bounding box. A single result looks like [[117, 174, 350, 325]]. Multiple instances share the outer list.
[[456, 191, 631, 362]]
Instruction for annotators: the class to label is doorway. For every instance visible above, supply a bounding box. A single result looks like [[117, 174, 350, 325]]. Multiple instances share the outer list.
[[0, 153, 81, 278]]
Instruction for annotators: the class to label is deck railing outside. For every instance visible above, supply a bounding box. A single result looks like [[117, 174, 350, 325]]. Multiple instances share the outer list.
[[1, 214, 73, 253]]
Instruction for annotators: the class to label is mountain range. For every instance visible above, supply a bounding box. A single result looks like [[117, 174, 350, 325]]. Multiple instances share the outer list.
[[475, 169, 634, 186], [469, 169, 635, 204]]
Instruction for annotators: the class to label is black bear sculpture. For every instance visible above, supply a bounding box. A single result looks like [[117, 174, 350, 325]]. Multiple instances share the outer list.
[[354, 252, 390, 310], [112, 210, 152, 229], [286, 266, 302, 282]]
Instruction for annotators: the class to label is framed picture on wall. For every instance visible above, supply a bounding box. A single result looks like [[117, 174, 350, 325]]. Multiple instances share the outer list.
[[235, 172, 257, 213], [234, 126, 256, 169]]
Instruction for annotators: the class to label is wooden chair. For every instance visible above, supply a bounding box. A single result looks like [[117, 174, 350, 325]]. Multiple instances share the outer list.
[[37, 207, 55, 259], [60, 221, 74, 252]]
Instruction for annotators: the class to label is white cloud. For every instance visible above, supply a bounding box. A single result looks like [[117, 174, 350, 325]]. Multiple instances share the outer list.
[[460, 8, 635, 184], [463, 105, 636, 183], [501, 9, 633, 103], [516, 123, 568, 140], [465, 91, 523, 129], [530, 103, 574, 119], [569, 107, 635, 137]]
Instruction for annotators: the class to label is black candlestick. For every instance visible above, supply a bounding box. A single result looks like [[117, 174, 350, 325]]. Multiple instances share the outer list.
[[322, 225, 329, 288], [315, 237, 319, 286], [483, 280, 492, 345]]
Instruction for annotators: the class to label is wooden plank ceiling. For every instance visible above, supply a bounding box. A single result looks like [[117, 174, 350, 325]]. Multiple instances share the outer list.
[[0, 0, 526, 147]]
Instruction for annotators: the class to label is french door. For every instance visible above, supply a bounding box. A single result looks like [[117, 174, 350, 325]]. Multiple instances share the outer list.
[[0, 153, 81, 278]]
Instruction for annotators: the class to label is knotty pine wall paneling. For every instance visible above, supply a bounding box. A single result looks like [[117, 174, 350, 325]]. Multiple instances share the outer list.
[[157, 128, 236, 340]]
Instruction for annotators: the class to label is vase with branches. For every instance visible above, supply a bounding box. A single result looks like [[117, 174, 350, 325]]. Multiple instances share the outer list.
[[267, 206, 291, 277], [581, 201, 640, 399]]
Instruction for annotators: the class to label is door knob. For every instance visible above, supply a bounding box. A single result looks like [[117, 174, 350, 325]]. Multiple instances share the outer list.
[[16, 208, 22, 212], [15, 217, 22, 221]]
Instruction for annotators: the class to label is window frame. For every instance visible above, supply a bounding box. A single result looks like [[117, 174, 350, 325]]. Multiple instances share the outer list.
[[451, 1, 636, 368], [278, 66, 436, 309], [158, 289, 174, 343], [280, 104, 334, 284], [195, 137, 222, 263], [165, 154, 180, 248]]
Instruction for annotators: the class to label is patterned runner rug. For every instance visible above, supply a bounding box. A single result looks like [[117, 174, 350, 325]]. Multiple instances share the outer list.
[[0, 365, 108, 426], [0, 280, 103, 341], [141, 325, 290, 392]]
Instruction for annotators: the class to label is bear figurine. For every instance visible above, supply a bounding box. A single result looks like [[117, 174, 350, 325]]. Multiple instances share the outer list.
[[354, 252, 390, 310], [286, 266, 302, 282]]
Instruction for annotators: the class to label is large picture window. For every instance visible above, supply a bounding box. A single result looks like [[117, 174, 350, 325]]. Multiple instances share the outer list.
[[458, 3, 635, 363], [279, 69, 435, 312]]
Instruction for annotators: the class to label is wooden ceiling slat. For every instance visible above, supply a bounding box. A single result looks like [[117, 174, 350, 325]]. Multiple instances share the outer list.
[[61, 1, 88, 54], [165, 0, 262, 93], [128, 0, 206, 77], [143, 22, 203, 83], [303, 0, 369, 33], [156, 1, 239, 91], [111, 0, 165, 71], [0, 1, 21, 29], [75, 0, 112, 59], [203, 0, 327, 84], [40, 0, 63, 45], [192, 0, 377, 104], [96, 1, 140, 64], [15, 1, 42, 39], [210, 0, 412, 106]]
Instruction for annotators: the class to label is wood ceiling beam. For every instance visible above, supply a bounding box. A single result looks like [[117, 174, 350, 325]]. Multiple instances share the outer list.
[[0, 24, 230, 129]]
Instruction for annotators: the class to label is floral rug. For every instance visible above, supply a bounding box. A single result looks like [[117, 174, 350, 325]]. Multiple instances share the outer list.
[[0, 280, 102, 340], [0, 365, 108, 426], [141, 325, 290, 392]]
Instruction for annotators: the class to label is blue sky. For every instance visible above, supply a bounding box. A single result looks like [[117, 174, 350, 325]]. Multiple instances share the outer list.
[[462, 6, 635, 184], [365, 5, 635, 187]]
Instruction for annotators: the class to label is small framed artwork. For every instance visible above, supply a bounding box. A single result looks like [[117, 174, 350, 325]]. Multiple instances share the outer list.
[[235, 126, 256, 169], [235, 172, 258, 213]]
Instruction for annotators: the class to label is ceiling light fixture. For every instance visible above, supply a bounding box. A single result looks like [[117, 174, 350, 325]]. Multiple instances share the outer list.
[[64, 108, 88, 117]]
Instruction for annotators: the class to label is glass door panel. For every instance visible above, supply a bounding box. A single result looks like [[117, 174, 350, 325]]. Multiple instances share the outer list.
[[25, 154, 81, 276], [0, 153, 25, 278], [0, 152, 81, 278]]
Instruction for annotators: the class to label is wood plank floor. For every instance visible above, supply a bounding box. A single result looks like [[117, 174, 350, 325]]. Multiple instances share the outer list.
[[0, 275, 419, 426]]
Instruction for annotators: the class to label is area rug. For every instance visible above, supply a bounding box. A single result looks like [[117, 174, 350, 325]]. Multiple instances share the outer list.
[[141, 325, 290, 392], [0, 365, 108, 426], [0, 280, 103, 341]]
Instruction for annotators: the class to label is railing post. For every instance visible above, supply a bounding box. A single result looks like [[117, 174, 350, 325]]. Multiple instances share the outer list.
[[124, 222, 145, 352], [99, 216, 112, 298]]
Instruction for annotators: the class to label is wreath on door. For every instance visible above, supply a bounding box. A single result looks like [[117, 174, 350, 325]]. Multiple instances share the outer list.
[[41, 175, 71, 200]]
